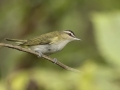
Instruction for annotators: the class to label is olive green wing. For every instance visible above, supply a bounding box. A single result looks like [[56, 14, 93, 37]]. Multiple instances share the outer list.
[[21, 32, 59, 46]]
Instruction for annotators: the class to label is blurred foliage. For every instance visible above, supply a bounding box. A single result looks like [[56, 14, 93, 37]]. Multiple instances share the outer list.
[[0, 0, 120, 90]]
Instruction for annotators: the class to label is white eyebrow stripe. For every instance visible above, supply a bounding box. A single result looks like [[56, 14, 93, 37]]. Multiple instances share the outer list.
[[63, 31, 71, 33], [71, 33, 74, 37], [63, 30, 76, 37]]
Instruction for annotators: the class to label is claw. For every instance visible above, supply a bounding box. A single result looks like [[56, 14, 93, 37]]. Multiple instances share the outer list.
[[53, 58, 57, 64], [35, 51, 43, 57], [38, 52, 43, 57]]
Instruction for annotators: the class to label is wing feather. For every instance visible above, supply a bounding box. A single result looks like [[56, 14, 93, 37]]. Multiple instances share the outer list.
[[21, 31, 60, 46]]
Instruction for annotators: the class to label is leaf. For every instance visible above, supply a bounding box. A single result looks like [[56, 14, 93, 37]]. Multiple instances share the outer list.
[[91, 12, 120, 68]]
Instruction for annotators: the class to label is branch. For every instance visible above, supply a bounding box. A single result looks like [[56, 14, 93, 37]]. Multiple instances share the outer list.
[[0, 43, 80, 73]]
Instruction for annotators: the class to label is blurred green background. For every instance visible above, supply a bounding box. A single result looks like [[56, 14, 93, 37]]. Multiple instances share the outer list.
[[0, 0, 120, 90]]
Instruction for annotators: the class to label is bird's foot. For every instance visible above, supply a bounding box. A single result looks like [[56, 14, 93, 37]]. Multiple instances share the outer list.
[[35, 51, 43, 57], [38, 52, 43, 57], [53, 58, 57, 64]]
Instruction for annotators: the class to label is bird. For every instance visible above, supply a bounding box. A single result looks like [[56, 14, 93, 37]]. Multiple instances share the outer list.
[[6, 30, 80, 63]]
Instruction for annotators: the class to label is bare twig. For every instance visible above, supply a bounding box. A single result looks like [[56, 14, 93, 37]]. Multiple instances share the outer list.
[[0, 43, 80, 73]]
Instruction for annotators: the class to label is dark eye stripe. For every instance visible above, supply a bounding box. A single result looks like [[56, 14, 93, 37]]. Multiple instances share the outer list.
[[64, 30, 75, 36], [67, 32, 75, 38]]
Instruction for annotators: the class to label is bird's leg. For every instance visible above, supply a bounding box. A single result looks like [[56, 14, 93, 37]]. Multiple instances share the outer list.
[[34, 50, 43, 57], [53, 58, 57, 64], [34, 50, 57, 63], [38, 52, 43, 57]]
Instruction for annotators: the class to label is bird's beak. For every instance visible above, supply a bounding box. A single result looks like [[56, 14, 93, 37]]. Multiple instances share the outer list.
[[74, 38, 81, 41]]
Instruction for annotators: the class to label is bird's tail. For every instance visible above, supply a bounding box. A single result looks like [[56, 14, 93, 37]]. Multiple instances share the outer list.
[[5, 38, 27, 45]]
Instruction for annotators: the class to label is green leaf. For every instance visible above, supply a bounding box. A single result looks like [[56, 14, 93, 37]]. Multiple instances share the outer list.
[[91, 12, 120, 68]]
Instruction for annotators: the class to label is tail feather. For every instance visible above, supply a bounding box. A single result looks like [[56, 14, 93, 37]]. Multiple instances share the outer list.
[[5, 38, 27, 45]]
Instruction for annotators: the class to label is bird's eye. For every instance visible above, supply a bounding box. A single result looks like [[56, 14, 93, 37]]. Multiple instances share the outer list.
[[68, 33, 74, 37], [64, 30, 76, 38], [68, 33, 72, 36]]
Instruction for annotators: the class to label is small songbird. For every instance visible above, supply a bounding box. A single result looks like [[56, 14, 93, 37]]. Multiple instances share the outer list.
[[6, 30, 80, 63]]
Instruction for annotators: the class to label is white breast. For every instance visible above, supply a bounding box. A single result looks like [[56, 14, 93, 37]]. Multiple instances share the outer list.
[[30, 40, 71, 54]]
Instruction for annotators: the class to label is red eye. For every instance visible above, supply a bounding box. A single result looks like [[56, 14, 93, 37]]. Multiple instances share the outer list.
[[64, 30, 76, 37], [68, 33, 74, 37], [68, 33, 72, 36]]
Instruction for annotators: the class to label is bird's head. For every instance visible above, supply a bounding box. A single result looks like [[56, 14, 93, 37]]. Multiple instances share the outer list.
[[61, 30, 81, 41]]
